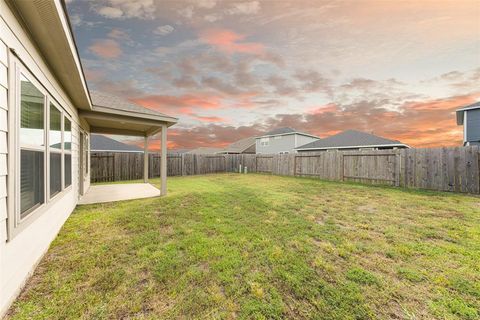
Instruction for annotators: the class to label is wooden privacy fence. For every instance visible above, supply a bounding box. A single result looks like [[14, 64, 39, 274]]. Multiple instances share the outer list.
[[90, 146, 480, 194]]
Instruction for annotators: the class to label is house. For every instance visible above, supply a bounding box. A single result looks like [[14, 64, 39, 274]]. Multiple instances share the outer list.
[[186, 147, 223, 154], [91, 134, 143, 153], [456, 101, 480, 146], [218, 136, 256, 154], [168, 149, 191, 155], [255, 127, 319, 154], [0, 1, 177, 315], [295, 130, 410, 152]]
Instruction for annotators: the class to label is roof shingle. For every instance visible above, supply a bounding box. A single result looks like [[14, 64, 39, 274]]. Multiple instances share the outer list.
[[264, 127, 297, 135], [221, 137, 256, 153], [90, 91, 171, 118], [296, 130, 407, 150]]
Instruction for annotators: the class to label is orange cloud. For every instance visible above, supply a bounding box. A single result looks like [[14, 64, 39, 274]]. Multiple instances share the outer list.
[[190, 115, 227, 122], [89, 39, 122, 58], [131, 94, 224, 116], [200, 29, 264, 55], [162, 93, 479, 150]]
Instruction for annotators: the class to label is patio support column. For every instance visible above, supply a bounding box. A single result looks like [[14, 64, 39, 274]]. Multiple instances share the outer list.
[[144, 135, 149, 183], [161, 124, 167, 195]]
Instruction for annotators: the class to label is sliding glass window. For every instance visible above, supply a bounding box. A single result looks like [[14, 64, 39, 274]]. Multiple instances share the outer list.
[[20, 74, 45, 217], [49, 104, 62, 197]]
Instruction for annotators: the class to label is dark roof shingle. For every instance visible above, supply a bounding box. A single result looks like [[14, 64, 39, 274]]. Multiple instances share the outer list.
[[296, 130, 407, 150]]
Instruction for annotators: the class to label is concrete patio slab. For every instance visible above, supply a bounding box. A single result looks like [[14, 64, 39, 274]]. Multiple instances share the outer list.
[[78, 183, 161, 205]]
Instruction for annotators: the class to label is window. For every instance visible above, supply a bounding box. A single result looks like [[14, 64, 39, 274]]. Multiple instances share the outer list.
[[20, 74, 45, 216], [49, 104, 62, 197], [260, 137, 269, 146], [14, 64, 76, 229], [64, 117, 72, 187]]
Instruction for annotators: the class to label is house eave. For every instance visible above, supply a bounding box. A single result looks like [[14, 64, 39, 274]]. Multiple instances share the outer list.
[[80, 108, 176, 137], [91, 105, 178, 126], [6, 0, 92, 110]]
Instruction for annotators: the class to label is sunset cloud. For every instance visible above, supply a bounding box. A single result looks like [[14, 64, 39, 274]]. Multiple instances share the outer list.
[[93, 0, 155, 19], [89, 39, 122, 58], [200, 29, 264, 55], [154, 25, 175, 36], [131, 94, 224, 115], [67, 0, 480, 151]]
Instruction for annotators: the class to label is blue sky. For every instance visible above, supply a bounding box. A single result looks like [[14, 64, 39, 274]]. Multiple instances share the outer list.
[[66, 0, 480, 149]]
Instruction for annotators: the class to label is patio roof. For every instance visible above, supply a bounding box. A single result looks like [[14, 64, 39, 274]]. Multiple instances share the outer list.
[[80, 91, 178, 137]]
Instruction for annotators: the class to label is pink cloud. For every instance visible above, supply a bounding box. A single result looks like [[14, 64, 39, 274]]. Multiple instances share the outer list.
[[130, 94, 224, 116], [89, 39, 122, 58], [200, 29, 264, 55]]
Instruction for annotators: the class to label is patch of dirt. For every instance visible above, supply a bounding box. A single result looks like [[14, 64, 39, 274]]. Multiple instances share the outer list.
[[160, 225, 174, 235]]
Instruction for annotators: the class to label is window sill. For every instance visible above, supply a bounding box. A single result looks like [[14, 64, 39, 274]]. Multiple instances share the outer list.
[[8, 184, 74, 241]]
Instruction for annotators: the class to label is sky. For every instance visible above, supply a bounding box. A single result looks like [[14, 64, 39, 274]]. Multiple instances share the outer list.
[[66, 0, 480, 150]]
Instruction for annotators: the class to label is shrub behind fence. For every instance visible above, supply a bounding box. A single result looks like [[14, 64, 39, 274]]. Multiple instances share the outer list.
[[90, 146, 480, 194]]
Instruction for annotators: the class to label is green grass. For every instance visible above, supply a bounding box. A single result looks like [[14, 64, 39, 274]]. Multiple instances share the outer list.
[[7, 174, 480, 319]]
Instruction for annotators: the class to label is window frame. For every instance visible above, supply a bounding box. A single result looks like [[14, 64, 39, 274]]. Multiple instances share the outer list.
[[48, 102, 64, 200], [8, 56, 75, 239], [260, 137, 269, 147], [17, 71, 47, 219], [63, 115, 72, 188]]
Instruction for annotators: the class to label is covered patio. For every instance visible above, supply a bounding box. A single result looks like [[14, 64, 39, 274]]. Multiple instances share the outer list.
[[78, 183, 161, 205], [79, 91, 177, 203]]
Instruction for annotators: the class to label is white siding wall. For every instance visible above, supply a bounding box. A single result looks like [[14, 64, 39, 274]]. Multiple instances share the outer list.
[[0, 40, 8, 245], [0, 3, 84, 316], [256, 134, 320, 154]]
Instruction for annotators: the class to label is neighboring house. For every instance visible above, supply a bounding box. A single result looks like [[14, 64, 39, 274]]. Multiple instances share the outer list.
[[218, 136, 256, 154], [187, 147, 223, 154], [0, 1, 177, 315], [168, 149, 191, 155], [255, 127, 319, 154], [295, 130, 410, 152], [456, 101, 480, 146], [91, 134, 143, 153]]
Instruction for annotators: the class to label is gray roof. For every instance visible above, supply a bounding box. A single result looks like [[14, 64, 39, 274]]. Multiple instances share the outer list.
[[264, 127, 297, 135], [186, 147, 224, 154], [90, 91, 172, 119], [456, 101, 480, 125], [457, 101, 480, 112], [91, 134, 143, 152], [296, 130, 408, 150], [168, 149, 191, 154], [221, 137, 256, 153]]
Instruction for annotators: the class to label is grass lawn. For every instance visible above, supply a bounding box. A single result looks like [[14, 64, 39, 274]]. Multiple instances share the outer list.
[[7, 174, 480, 319]]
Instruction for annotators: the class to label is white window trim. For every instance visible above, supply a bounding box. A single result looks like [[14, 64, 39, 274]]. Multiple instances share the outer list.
[[7, 55, 73, 240], [63, 114, 72, 188], [48, 102, 64, 200]]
